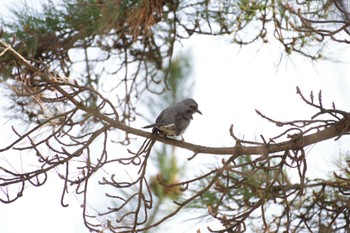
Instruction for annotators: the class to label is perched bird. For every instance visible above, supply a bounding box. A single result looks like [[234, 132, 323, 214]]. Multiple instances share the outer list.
[[143, 98, 202, 138]]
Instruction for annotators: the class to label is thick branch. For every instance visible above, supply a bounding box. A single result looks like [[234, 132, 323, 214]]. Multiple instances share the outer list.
[[2, 38, 349, 158], [116, 114, 350, 157]]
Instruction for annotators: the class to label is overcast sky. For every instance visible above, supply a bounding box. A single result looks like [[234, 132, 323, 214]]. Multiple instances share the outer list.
[[1, 1, 350, 233]]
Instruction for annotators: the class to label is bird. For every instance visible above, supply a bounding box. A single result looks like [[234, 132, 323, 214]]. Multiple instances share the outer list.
[[143, 98, 202, 139]]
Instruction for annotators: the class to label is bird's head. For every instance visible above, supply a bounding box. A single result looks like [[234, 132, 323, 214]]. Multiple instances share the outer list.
[[180, 98, 202, 118]]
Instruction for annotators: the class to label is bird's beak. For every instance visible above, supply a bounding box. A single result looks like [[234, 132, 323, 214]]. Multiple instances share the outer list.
[[196, 109, 202, 115]]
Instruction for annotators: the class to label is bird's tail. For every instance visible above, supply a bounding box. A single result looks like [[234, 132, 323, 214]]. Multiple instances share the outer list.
[[143, 124, 159, 135], [142, 124, 155, 129]]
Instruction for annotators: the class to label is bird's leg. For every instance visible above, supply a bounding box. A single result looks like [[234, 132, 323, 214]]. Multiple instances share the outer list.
[[157, 131, 166, 137]]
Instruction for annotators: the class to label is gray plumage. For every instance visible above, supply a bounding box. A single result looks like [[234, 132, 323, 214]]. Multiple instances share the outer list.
[[143, 98, 202, 137]]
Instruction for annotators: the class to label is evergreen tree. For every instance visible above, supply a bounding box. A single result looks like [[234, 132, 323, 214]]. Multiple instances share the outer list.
[[0, 0, 350, 232]]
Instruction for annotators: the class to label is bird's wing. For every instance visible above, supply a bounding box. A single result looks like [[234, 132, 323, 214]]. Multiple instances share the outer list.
[[154, 108, 166, 124], [155, 107, 176, 125], [142, 108, 173, 128]]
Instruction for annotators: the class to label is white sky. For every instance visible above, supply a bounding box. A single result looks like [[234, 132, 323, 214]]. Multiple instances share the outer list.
[[1, 1, 350, 233]]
